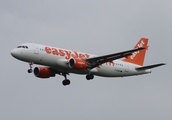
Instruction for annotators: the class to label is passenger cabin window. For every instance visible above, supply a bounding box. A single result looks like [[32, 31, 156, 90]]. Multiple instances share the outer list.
[[17, 46, 28, 49]]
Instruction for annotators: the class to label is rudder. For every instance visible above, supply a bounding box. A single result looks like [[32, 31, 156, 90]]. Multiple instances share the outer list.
[[123, 38, 148, 66]]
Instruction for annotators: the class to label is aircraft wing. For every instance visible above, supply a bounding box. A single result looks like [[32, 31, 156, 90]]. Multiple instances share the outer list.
[[135, 63, 166, 71], [86, 47, 144, 69]]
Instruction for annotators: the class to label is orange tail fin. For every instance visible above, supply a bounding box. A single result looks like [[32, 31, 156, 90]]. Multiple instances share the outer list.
[[123, 38, 148, 66]]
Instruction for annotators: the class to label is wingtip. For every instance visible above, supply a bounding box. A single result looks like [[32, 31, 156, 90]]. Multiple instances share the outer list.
[[161, 63, 166, 66], [137, 47, 145, 50]]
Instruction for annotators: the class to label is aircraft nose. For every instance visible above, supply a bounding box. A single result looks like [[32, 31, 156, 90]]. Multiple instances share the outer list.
[[11, 49, 20, 58], [11, 49, 16, 57]]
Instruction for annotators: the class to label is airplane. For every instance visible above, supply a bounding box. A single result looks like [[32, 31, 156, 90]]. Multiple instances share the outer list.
[[11, 38, 165, 86]]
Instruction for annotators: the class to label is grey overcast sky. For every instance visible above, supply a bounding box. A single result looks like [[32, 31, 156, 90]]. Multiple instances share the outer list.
[[0, 0, 171, 120]]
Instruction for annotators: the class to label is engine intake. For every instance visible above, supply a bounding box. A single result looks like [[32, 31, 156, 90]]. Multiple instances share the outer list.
[[34, 67, 55, 78], [69, 58, 88, 70]]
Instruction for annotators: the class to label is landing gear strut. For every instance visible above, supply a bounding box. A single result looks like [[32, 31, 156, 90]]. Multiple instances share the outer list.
[[27, 62, 33, 73], [62, 73, 70, 86]]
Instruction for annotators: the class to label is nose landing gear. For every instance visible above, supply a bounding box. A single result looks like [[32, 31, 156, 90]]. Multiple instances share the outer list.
[[27, 62, 33, 73]]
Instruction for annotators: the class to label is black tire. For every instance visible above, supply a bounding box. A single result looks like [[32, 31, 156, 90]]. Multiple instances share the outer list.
[[90, 74, 94, 79], [28, 69, 32, 73], [62, 79, 70, 86], [86, 74, 94, 80], [62, 80, 66, 86], [66, 79, 70, 85], [86, 75, 91, 80]]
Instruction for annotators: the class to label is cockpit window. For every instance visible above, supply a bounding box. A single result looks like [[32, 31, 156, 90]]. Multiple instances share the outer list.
[[17, 46, 28, 49]]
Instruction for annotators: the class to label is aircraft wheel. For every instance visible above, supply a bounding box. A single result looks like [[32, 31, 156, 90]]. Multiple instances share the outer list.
[[28, 69, 32, 73], [90, 74, 94, 79], [86, 74, 94, 80], [62, 79, 70, 86], [86, 75, 90, 80]]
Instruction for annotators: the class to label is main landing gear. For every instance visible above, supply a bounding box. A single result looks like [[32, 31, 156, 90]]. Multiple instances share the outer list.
[[62, 73, 70, 86], [61, 73, 94, 86], [27, 62, 33, 73], [86, 69, 94, 80], [86, 74, 94, 80]]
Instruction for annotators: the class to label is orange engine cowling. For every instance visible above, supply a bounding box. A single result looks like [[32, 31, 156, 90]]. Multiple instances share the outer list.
[[69, 58, 88, 70], [34, 67, 55, 78]]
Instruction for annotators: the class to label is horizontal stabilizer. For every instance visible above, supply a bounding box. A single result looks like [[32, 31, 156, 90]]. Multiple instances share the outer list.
[[136, 63, 166, 71]]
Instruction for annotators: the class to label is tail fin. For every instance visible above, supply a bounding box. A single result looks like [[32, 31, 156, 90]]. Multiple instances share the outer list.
[[123, 38, 148, 66]]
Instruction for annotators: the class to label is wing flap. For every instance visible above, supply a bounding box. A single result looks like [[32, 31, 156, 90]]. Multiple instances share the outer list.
[[135, 63, 166, 71]]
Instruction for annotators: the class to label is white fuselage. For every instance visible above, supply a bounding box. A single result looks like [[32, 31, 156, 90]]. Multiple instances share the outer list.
[[11, 43, 151, 77]]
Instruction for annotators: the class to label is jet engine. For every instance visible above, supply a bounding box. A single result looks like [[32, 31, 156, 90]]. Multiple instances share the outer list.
[[68, 58, 88, 70], [34, 67, 55, 78]]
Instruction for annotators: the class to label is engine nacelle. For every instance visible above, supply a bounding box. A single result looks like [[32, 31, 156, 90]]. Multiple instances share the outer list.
[[69, 58, 88, 70], [34, 67, 55, 78]]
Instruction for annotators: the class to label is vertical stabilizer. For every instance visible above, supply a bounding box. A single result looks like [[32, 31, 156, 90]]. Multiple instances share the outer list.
[[123, 38, 148, 66]]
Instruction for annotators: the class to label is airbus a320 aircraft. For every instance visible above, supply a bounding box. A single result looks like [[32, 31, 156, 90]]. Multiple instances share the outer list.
[[11, 38, 165, 86]]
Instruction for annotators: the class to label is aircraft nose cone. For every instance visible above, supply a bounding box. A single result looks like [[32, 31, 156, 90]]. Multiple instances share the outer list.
[[11, 49, 20, 58], [11, 49, 16, 57]]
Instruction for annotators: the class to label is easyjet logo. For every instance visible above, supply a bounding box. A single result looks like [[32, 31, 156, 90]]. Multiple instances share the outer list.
[[130, 40, 145, 59], [137, 40, 145, 48], [45, 47, 90, 60]]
